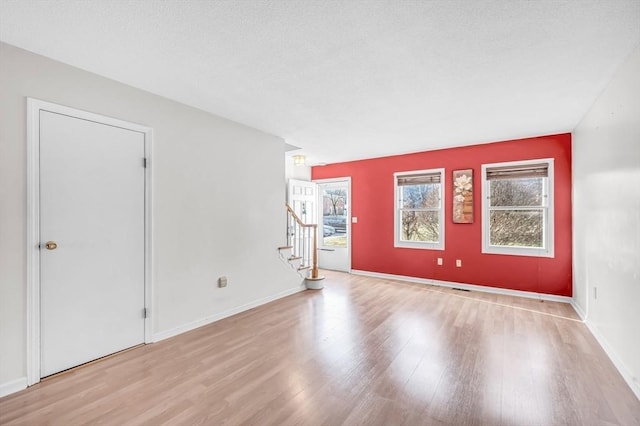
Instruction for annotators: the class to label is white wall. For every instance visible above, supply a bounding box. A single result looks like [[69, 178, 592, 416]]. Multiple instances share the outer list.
[[285, 155, 312, 181], [573, 43, 640, 399], [0, 42, 302, 395]]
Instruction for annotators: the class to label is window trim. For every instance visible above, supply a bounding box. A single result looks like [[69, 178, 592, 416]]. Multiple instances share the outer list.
[[394, 168, 445, 250], [481, 158, 554, 258]]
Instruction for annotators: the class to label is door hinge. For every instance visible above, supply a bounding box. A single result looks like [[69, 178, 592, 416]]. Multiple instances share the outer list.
[[143, 158, 147, 168], [143, 308, 148, 319]]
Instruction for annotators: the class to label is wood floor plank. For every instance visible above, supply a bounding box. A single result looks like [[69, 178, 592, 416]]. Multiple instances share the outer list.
[[1, 270, 638, 425]]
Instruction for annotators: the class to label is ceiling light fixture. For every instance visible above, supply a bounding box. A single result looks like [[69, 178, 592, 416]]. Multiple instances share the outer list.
[[293, 155, 306, 166]]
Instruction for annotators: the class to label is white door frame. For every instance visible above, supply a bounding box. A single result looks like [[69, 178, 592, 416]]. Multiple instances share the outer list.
[[314, 177, 352, 272], [26, 98, 153, 386]]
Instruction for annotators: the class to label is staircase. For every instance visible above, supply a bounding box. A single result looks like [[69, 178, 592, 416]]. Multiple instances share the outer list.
[[278, 205, 324, 288]]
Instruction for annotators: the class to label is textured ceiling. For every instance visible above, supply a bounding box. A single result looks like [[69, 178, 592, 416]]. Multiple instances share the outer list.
[[1, 0, 639, 165]]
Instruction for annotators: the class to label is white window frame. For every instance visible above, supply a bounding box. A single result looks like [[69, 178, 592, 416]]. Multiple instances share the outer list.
[[394, 168, 445, 250], [481, 158, 554, 258]]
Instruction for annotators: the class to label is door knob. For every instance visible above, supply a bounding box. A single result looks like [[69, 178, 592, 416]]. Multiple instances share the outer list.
[[45, 241, 58, 250]]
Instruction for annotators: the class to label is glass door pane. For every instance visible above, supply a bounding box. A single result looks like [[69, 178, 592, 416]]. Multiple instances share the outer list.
[[321, 183, 348, 248]]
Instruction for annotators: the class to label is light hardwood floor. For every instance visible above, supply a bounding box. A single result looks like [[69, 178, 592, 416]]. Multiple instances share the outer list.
[[1, 270, 638, 425]]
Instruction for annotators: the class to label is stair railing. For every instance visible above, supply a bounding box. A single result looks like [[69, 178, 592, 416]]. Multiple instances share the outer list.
[[286, 204, 319, 279]]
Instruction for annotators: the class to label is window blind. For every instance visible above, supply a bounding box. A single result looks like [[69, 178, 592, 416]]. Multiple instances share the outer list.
[[397, 172, 441, 186], [485, 163, 548, 180]]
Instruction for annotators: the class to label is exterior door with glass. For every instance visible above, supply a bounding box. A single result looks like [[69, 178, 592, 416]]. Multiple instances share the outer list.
[[316, 178, 351, 272]]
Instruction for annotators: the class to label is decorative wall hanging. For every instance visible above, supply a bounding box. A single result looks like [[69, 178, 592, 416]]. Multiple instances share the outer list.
[[453, 169, 473, 223]]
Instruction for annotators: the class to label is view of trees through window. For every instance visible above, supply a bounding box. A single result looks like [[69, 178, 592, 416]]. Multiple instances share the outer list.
[[322, 187, 347, 247], [400, 183, 440, 242], [489, 177, 544, 247], [324, 189, 346, 215]]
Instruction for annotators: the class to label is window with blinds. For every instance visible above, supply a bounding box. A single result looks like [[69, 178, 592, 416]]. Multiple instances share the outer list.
[[481, 159, 554, 257], [394, 168, 445, 250], [485, 163, 549, 180], [396, 172, 442, 186]]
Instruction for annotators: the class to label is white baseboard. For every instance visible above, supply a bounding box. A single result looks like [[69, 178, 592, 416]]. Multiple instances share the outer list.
[[583, 320, 640, 400], [0, 377, 27, 398], [350, 269, 573, 303], [152, 285, 306, 342], [570, 300, 639, 399], [570, 300, 587, 320]]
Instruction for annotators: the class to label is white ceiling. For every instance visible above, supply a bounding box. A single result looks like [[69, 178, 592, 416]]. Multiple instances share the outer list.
[[1, 1, 639, 165]]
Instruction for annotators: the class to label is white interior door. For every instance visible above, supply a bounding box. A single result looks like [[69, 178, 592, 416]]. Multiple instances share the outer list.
[[39, 110, 146, 377], [316, 178, 351, 272]]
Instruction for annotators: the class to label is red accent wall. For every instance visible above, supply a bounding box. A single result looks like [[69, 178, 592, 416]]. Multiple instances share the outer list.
[[312, 133, 572, 296]]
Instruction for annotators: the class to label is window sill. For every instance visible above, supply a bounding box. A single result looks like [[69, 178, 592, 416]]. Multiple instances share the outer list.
[[395, 241, 445, 251], [482, 246, 554, 258]]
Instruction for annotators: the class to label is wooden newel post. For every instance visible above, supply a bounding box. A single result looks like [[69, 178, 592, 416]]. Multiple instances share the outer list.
[[311, 224, 319, 279]]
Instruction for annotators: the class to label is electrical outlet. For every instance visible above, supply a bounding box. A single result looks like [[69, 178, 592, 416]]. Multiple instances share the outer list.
[[437, 258, 443, 266], [456, 259, 462, 267], [218, 276, 228, 288], [352, 217, 358, 223]]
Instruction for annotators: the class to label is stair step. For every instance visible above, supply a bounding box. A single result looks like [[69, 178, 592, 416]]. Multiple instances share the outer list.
[[288, 256, 302, 261], [277, 245, 293, 250], [298, 265, 311, 271]]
